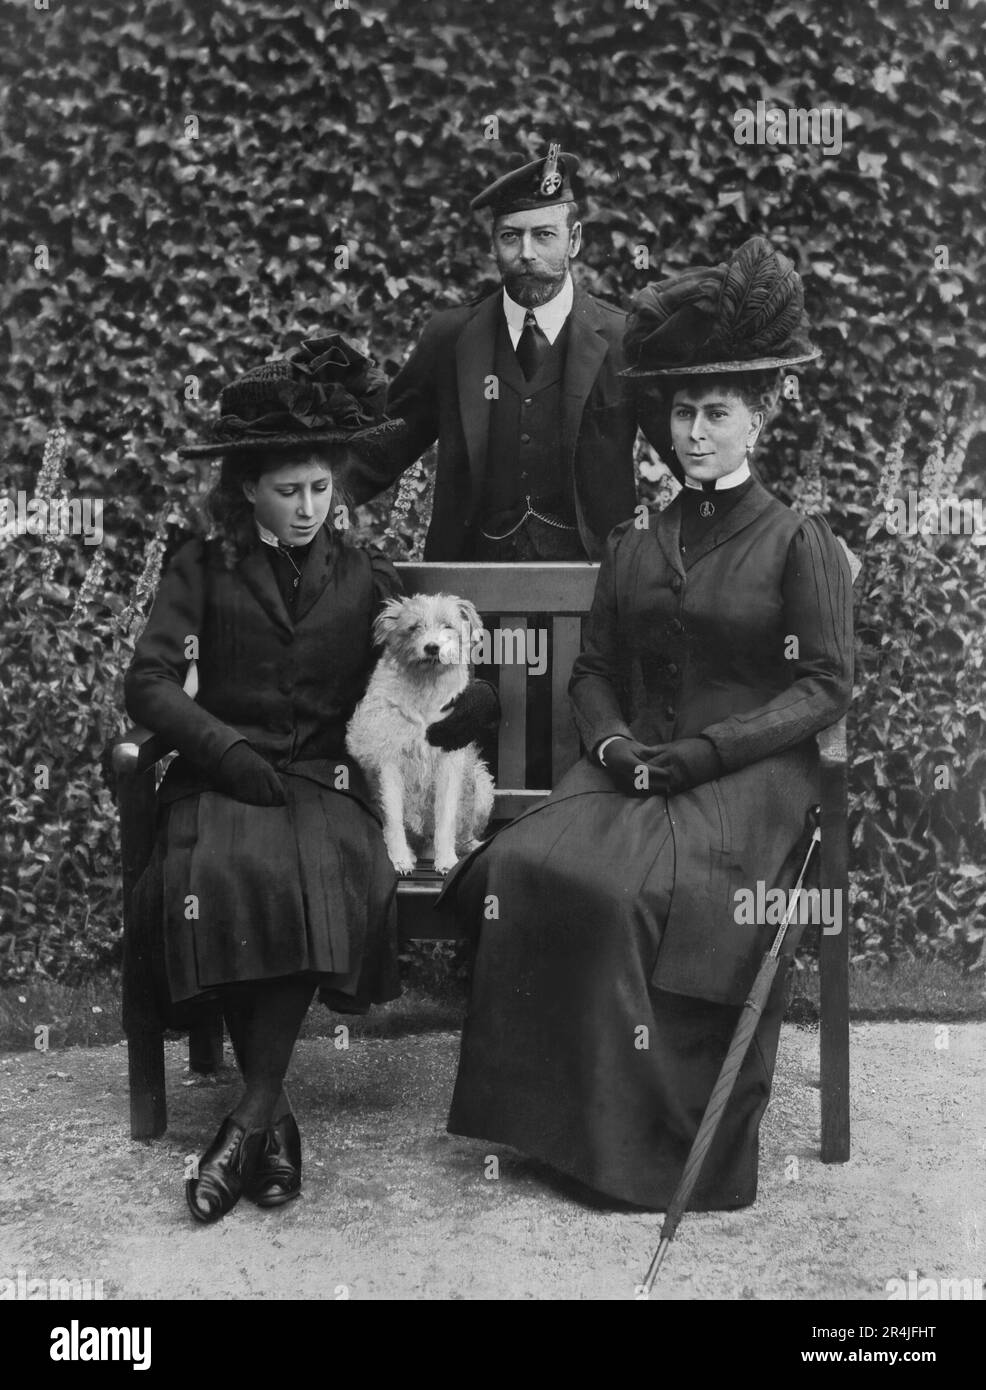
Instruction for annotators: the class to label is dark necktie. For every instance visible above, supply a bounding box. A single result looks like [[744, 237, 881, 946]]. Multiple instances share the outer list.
[[515, 309, 549, 380]]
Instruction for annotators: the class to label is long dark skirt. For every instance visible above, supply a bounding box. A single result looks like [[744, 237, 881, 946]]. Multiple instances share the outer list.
[[123, 771, 400, 1035], [444, 781, 789, 1211]]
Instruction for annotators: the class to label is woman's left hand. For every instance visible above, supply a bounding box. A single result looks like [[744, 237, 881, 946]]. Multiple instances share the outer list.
[[644, 737, 722, 794], [426, 680, 501, 751]]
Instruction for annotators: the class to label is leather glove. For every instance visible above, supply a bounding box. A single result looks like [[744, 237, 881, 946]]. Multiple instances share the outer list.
[[212, 741, 286, 806], [645, 737, 722, 795], [426, 679, 501, 751]]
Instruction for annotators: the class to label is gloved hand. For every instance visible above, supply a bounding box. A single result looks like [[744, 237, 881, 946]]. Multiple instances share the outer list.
[[599, 736, 721, 796], [213, 741, 286, 806], [645, 737, 722, 795], [426, 679, 501, 751], [597, 737, 663, 796]]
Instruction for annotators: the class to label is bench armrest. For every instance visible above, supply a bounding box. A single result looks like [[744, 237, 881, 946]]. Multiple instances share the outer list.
[[112, 726, 176, 777], [816, 717, 847, 768]]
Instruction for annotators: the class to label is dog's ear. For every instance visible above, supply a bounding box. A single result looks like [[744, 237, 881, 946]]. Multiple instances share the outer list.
[[372, 596, 405, 647], [456, 598, 482, 636]]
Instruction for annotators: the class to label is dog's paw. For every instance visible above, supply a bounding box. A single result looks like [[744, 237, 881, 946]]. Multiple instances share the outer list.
[[434, 851, 459, 876], [386, 844, 417, 876]]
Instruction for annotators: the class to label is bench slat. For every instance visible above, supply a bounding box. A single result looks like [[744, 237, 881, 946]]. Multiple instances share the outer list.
[[395, 880, 461, 941], [395, 561, 599, 613], [497, 615, 528, 786], [551, 615, 582, 783], [492, 789, 547, 819]]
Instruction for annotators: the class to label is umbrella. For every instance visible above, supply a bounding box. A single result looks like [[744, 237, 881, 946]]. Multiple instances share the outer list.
[[641, 807, 824, 1294]]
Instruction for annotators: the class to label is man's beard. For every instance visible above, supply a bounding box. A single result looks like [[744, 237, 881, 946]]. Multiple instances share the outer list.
[[501, 264, 569, 307]]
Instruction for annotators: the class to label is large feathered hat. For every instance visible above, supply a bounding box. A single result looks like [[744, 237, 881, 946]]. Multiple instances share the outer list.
[[622, 236, 820, 377], [179, 333, 405, 460]]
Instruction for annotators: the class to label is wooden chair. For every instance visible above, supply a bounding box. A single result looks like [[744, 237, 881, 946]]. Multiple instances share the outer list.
[[113, 560, 850, 1162]]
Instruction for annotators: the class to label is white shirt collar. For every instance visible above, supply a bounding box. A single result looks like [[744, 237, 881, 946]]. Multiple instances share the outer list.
[[683, 459, 752, 492], [254, 520, 282, 548], [502, 273, 574, 347]]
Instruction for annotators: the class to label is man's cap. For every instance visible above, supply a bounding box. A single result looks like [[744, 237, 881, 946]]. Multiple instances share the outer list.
[[470, 144, 581, 216]]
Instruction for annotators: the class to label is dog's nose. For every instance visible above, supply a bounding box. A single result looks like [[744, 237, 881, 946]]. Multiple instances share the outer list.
[[424, 642, 440, 657]]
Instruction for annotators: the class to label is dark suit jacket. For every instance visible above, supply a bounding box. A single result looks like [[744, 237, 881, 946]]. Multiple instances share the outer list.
[[343, 285, 657, 560], [124, 528, 401, 812]]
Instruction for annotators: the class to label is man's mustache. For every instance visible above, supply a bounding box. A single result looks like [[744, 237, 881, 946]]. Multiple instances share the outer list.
[[504, 269, 566, 288]]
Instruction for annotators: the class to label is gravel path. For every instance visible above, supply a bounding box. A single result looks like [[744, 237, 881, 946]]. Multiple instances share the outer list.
[[1, 1023, 983, 1301]]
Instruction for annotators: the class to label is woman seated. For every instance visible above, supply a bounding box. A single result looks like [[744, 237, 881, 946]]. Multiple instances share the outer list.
[[123, 335, 485, 1224], [442, 237, 853, 1211]]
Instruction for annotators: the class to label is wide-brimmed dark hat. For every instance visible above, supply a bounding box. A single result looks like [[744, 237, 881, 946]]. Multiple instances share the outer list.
[[622, 236, 821, 378], [179, 333, 405, 460]]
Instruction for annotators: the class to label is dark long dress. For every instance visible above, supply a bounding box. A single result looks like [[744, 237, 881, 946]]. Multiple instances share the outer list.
[[122, 526, 402, 1034], [443, 480, 853, 1209]]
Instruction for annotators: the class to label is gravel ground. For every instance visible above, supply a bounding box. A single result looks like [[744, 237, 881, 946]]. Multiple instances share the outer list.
[[0, 1023, 983, 1301]]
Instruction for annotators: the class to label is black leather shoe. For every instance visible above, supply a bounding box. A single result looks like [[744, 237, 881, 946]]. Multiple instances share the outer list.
[[185, 1115, 264, 1225], [245, 1112, 302, 1208]]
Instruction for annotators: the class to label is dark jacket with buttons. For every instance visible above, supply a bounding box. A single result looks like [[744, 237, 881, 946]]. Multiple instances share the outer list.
[[561, 480, 854, 1004], [340, 285, 661, 561], [124, 528, 401, 809]]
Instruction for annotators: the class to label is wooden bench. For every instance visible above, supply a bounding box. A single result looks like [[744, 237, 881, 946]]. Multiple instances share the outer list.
[[113, 560, 850, 1163]]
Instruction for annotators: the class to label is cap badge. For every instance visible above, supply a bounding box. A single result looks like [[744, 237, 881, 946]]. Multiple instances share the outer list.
[[539, 142, 563, 197]]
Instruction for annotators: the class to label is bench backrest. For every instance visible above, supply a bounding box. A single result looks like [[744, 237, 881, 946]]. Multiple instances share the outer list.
[[395, 561, 599, 819]]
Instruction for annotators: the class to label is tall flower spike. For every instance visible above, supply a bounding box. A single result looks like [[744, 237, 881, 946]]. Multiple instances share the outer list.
[[39, 518, 62, 584], [875, 405, 907, 512], [35, 429, 70, 591], [120, 508, 169, 639], [34, 427, 68, 501], [71, 550, 108, 624], [919, 387, 955, 500], [942, 391, 983, 494], [383, 457, 428, 559]]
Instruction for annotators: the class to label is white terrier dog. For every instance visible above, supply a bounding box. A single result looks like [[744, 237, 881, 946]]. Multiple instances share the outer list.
[[346, 592, 495, 875]]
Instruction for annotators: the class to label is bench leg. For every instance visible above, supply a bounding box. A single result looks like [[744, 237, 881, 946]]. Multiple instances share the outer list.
[[820, 924, 850, 1161], [819, 757, 851, 1163], [128, 1032, 167, 1140], [188, 1013, 225, 1074]]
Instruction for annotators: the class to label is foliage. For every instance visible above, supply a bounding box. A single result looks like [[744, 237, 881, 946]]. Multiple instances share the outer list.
[[845, 397, 986, 971], [1, 0, 984, 979]]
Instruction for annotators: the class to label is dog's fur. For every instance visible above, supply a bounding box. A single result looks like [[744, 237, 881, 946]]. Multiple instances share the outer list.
[[346, 592, 495, 875]]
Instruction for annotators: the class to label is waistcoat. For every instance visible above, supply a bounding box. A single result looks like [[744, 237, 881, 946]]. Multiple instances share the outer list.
[[482, 313, 573, 519]]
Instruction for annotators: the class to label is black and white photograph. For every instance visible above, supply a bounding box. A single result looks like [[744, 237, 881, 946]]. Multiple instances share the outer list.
[[1, 0, 984, 1334]]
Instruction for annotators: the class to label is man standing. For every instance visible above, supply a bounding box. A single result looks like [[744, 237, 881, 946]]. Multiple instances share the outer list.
[[342, 146, 653, 562]]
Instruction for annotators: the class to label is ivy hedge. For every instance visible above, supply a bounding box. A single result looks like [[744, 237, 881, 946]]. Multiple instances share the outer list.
[[1, 0, 984, 982]]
